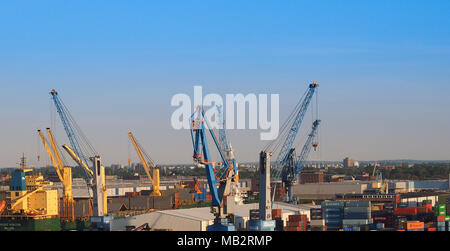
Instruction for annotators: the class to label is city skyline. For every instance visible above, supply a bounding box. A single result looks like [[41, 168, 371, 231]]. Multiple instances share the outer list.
[[1, 1, 450, 167]]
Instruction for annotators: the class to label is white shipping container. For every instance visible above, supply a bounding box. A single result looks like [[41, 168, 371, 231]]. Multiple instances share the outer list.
[[342, 219, 373, 226], [310, 219, 326, 226]]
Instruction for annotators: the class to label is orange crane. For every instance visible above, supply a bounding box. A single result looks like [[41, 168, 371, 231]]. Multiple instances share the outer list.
[[128, 132, 161, 196]]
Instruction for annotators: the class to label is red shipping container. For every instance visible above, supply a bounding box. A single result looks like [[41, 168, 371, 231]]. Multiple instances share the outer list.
[[285, 226, 305, 231], [417, 207, 432, 214], [437, 216, 446, 222], [288, 214, 307, 222], [394, 208, 418, 215], [272, 209, 282, 219], [427, 228, 436, 231], [287, 221, 305, 227]]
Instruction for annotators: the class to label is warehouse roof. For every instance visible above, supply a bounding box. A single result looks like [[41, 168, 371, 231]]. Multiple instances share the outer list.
[[153, 202, 320, 221]]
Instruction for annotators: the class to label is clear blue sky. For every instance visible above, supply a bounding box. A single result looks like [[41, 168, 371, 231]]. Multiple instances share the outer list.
[[1, 0, 449, 167]]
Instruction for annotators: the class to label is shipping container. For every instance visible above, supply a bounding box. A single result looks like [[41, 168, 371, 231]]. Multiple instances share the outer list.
[[344, 213, 371, 219], [344, 207, 371, 213], [310, 219, 325, 226], [394, 208, 418, 215], [288, 215, 307, 222], [343, 219, 372, 226], [272, 209, 282, 219], [322, 201, 345, 208], [345, 201, 371, 208], [406, 221, 424, 230]]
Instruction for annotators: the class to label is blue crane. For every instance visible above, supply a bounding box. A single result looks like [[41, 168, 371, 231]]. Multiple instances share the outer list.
[[190, 105, 237, 231], [271, 81, 318, 181], [50, 89, 94, 181], [282, 119, 321, 202], [50, 90, 111, 226], [268, 81, 318, 204], [216, 105, 238, 179]]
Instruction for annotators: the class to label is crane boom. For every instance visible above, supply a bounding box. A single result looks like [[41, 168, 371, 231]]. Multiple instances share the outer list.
[[295, 119, 321, 174], [38, 128, 74, 203], [46, 128, 65, 172], [50, 89, 92, 180], [128, 132, 161, 196], [217, 105, 238, 180], [272, 81, 318, 180], [38, 130, 64, 182], [62, 144, 94, 178]]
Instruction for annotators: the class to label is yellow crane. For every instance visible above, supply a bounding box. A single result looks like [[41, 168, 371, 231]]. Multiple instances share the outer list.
[[37, 128, 74, 221], [62, 144, 108, 214], [128, 132, 161, 196]]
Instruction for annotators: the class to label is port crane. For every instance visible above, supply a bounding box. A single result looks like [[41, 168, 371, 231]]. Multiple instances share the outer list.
[[217, 105, 242, 203], [370, 162, 388, 194], [50, 89, 111, 228], [216, 105, 238, 175], [190, 105, 237, 231], [267, 81, 318, 202], [128, 131, 161, 196], [281, 119, 321, 203], [38, 128, 74, 221]]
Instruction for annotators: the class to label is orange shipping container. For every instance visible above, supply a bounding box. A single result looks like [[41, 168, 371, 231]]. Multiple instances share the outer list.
[[406, 222, 424, 230]]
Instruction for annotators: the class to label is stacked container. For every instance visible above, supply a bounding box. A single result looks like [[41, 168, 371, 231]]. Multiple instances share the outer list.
[[447, 198, 450, 216], [321, 201, 345, 231], [285, 214, 307, 231], [250, 209, 260, 221], [272, 209, 284, 231], [342, 201, 372, 231], [310, 208, 326, 231], [435, 204, 447, 217]]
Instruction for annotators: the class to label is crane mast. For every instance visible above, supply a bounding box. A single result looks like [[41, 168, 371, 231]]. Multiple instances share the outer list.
[[190, 106, 236, 231], [128, 132, 161, 196]]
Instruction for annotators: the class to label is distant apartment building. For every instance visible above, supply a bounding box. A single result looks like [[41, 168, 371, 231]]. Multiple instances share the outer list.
[[110, 164, 125, 169], [343, 157, 355, 168]]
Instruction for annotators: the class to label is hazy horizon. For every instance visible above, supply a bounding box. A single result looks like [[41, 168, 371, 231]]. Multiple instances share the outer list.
[[1, 1, 450, 168]]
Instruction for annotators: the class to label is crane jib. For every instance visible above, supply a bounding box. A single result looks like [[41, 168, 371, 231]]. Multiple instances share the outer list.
[[273, 83, 318, 180], [50, 91, 92, 181]]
